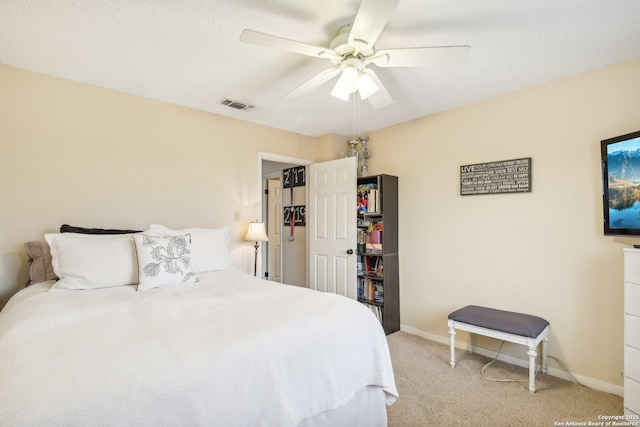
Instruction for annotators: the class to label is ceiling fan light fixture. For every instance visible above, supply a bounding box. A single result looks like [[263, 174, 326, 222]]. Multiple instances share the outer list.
[[358, 73, 379, 100], [330, 84, 350, 101], [331, 65, 359, 101], [342, 66, 359, 93]]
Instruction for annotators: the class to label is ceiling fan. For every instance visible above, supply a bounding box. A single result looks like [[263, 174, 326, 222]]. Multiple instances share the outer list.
[[240, 0, 470, 109]]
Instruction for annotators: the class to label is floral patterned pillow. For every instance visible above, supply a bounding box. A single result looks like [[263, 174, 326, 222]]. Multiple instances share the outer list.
[[133, 234, 197, 290]]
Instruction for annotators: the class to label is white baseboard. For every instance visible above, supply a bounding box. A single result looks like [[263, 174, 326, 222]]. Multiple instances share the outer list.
[[400, 324, 623, 398]]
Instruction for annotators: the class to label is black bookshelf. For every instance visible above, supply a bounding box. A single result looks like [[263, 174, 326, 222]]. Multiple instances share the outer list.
[[356, 174, 399, 335]]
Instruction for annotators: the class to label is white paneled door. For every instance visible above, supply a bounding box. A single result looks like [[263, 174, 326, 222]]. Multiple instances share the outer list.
[[267, 178, 282, 283], [308, 157, 357, 299]]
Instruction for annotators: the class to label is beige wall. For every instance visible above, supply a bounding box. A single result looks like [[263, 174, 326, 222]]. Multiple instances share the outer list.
[[2, 56, 639, 392], [364, 57, 640, 391], [0, 64, 316, 306]]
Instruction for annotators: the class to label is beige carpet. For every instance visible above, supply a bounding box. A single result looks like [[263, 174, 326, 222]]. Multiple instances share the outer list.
[[386, 331, 623, 427]]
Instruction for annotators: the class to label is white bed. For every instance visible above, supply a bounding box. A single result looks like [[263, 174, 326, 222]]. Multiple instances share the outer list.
[[0, 266, 397, 426]]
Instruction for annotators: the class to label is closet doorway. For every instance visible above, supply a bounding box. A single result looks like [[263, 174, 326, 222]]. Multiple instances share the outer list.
[[260, 153, 312, 287]]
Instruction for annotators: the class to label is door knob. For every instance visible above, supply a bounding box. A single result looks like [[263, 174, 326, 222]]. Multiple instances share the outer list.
[[346, 249, 354, 255]]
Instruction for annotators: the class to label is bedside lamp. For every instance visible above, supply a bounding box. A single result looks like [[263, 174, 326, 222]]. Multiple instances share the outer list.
[[245, 221, 269, 277]]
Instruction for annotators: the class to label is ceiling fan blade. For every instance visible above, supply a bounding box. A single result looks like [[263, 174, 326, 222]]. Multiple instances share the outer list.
[[240, 29, 339, 60], [370, 46, 471, 67], [348, 0, 400, 52], [361, 69, 393, 109], [282, 68, 341, 101]]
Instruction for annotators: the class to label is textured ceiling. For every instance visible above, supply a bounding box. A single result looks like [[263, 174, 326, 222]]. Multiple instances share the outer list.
[[1, 0, 639, 137]]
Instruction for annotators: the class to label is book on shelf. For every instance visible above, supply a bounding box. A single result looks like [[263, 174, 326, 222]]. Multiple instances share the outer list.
[[374, 282, 384, 303], [358, 277, 384, 303], [368, 189, 379, 213], [367, 279, 375, 301], [361, 255, 384, 277], [363, 303, 383, 323], [357, 183, 379, 215]]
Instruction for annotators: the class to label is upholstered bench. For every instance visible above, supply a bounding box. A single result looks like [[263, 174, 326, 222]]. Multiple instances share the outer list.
[[447, 305, 550, 393]]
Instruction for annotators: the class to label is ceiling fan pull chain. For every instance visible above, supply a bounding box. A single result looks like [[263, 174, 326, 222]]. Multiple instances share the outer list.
[[352, 95, 357, 141], [357, 93, 361, 137]]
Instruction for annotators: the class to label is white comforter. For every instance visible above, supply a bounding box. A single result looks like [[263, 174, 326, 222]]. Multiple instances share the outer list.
[[0, 269, 397, 426]]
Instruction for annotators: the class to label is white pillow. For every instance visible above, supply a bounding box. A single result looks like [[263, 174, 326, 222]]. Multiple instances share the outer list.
[[148, 224, 231, 273], [45, 233, 138, 290], [133, 234, 197, 290]]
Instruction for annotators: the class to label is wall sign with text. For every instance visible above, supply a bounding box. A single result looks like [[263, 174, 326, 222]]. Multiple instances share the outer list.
[[460, 157, 531, 195], [283, 205, 306, 226], [283, 166, 306, 188]]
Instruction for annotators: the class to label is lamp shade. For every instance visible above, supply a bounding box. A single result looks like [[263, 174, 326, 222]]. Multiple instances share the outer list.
[[245, 221, 269, 242], [358, 73, 379, 100]]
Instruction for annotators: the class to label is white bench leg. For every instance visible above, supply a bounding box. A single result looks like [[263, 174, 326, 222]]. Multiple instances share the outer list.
[[527, 346, 537, 393], [449, 324, 456, 368], [542, 335, 549, 374]]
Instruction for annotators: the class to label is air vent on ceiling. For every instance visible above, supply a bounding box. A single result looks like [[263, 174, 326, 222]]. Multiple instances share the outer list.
[[219, 98, 254, 111]]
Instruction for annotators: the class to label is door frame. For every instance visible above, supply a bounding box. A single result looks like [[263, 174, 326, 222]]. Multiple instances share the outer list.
[[258, 152, 312, 282]]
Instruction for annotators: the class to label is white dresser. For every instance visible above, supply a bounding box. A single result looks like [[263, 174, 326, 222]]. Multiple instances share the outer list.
[[624, 248, 640, 415]]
